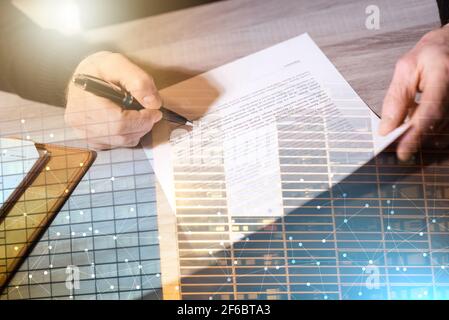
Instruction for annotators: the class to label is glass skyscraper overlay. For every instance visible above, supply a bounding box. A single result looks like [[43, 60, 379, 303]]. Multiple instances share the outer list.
[[158, 92, 449, 300]]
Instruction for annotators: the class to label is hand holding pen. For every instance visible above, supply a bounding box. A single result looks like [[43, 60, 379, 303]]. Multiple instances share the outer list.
[[65, 51, 191, 150], [73, 74, 192, 126]]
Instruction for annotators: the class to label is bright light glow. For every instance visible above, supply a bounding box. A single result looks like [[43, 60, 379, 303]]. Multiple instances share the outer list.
[[13, 0, 82, 35], [53, 0, 82, 35]]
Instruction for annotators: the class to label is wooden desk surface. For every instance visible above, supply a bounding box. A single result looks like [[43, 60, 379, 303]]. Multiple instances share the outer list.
[[0, 0, 442, 300], [86, 0, 440, 116], [0, 0, 441, 143]]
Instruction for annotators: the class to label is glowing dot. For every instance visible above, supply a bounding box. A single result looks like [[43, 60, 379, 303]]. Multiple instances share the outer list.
[[46, 166, 50, 171], [298, 242, 303, 247], [26, 135, 30, 140], [358, 292, 362, 296], [14, 246, 18, 251], [110, 285, 114, 290], [342, 253, 347, 258], [94, 230, 99, 234], [136, 285, 140, 290], [369, 260, 373, 264], [44, 271, 48, 275], [288, 236, 293, 241], [49, 133, 54, 138], [125, 259, 129, 263], [91, 274, 95, 278], [324, 295, 328, 300], [20, 119, 25, 124], [227, 277, 231, 282], [362, 267, 366, 271], [390, 210, 395, 215], [396, 267, 400, 271], [48, 246, 52, 250], [56, 232, 61, 236], [80, 211, 84, 215], [217, 211, 221, 216], [66, 215, 70, 220], [306, 282, 311, 286], [300, 178, 304, 182], [71, 232, 76, 236], [28, 274, 32, 279], [316, 261, 320, 266], [156, 274, 160, 278], [442, 266, 446, 270], [386, 200, 391, 204], [392, 185, 396, 189], [113, 235, 117, 240], [291, 259, 296, 264], [91, 189, 95, 193], [209, 297, 213, 300], [49, 264, 53, 268], [82, 233, 86, 237], [23, 212, 27, 217], [387, 226, 391, 230], [423, 253, 427, 257], [220, 241, 224, 246], [208, 250, 213, 255], [84, 248, 89, 252], [344, 219, 348, 223], [365, 203, 369, 208], [79, 162, 84, 167], [316, 206, 321, 210], [88, 227, 92, 231], [343, 193, 347, 198], [264, 267, 268, 271], [432, 219, 436, 223], [419, 232, 424, 236], [402, 267, 407, 272], [322, 239, 326, 243], [138, 265, 143, 269], [111, 177, 115, 181], [234, 260, 238, 265], [276, 265, 280, 270]]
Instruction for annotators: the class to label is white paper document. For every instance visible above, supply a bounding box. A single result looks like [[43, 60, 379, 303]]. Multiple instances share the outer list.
[[143, 33, 407, 220]]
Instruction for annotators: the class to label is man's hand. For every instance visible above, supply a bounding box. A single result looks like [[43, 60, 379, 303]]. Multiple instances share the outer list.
[[379, 25, 449, 161], [65, 51, 163, 150]]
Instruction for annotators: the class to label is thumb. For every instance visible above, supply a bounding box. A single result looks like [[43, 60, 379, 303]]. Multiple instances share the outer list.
[[98, 53, 163, 109], [126, 73, 163, 110]]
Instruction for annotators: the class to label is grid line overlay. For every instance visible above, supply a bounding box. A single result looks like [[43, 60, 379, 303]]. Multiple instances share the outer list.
[[162, 97, 449, 300], [0, 103, 163, 300]]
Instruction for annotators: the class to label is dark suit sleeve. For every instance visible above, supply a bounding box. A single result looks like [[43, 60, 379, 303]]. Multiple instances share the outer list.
[[0, 2, 101, 107], [437, 0, 449, 26]]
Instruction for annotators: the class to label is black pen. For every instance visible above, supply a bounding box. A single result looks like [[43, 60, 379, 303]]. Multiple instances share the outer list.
[[72, 74, 193, 126]]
